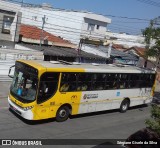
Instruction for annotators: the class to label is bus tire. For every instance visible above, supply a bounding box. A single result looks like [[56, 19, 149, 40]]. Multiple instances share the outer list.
[[120, 99, 129, 113], [56, 106, 70, 122]]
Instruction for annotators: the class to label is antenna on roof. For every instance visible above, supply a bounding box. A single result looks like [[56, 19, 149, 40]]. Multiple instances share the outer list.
[[58, 60, 73, 65], [50, 61, 60, 64], [115, 64, 128, 67], [92, 63, 100, 66], [72, 62, 81, 65]]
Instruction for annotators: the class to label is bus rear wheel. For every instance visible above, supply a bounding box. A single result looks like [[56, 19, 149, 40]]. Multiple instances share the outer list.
[[120, 99, 129, 113], [56, 106, 70, 122]]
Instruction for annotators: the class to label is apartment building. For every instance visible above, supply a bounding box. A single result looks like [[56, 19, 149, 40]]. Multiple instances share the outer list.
[[20, 3, 111, 45], [0, 0, 21, 48]]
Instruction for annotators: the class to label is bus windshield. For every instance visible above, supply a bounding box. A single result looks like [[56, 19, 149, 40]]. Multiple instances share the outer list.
[[10, 68, 38, 103]]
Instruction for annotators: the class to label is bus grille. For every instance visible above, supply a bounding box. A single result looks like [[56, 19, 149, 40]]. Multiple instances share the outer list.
[[10, 104, 22, 115]]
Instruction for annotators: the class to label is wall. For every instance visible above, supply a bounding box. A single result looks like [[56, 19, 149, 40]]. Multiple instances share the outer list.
[[21, 7, 111, 45], [105, 32, 145, 48], [21, 7, 84, 44], [81, 44, 107, 58], [0, 12, 14, 41], [0, 0, 21, 47], [81, 13, 111, 40], [12, 12, 22, 43], [81, 18, 108, 40]]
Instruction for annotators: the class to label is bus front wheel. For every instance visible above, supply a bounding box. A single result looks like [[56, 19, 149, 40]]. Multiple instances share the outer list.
[[120, 99, 130, 113], [56, 106, 70, 122]]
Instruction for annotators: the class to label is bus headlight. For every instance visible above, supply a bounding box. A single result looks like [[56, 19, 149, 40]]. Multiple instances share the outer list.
[[23, 106, 34, 111]]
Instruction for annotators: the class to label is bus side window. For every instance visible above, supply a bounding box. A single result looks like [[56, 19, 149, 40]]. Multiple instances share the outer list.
[[105, 74, 113, 89], [120, 74, 127, 89], [60, 83, 69, 92], [77, 73, 92, 91], [129, 74, 137, 88], [94, 74, 106, 90], [37, 72, 59, 104], [60, 73, 77, 92]]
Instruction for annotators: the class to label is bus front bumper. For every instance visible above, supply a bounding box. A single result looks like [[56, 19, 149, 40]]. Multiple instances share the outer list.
[[8, 97, 33, 120]]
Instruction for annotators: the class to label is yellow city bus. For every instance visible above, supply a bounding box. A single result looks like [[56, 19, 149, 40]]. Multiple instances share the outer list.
[[8, 60, 156, 122]]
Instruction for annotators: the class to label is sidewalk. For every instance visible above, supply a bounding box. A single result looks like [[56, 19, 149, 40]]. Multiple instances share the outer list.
[[0, 82, 11, 98]]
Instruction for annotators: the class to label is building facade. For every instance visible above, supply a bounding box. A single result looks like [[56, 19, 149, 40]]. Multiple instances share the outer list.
[[0, 0, 21, 48], [20, 4, 111, 45], [105, 31, 145, 48]]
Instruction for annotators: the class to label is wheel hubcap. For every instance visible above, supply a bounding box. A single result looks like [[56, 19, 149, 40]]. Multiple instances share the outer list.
[[59, 109, 66, 118], [122, 104, 127, 110]]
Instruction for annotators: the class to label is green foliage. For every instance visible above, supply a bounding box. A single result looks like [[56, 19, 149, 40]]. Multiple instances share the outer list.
[[143, 18, 160, 61], [143, 17, 160, 136], [145, 105, 160, 136]]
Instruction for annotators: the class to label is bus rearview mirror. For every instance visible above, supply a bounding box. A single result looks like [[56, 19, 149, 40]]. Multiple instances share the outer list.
[[8, 65, 15, 78]]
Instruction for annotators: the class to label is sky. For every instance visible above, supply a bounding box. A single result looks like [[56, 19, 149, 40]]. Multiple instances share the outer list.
[[22, 0, 160, 35]]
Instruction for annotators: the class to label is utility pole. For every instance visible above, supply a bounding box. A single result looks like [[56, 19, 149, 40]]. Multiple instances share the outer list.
[[40, 15, 46, 47], [14, 13, 19, 47], [21, 0, 23, 6], [77, 38, 83, 63], [107, 42, 112, 58]]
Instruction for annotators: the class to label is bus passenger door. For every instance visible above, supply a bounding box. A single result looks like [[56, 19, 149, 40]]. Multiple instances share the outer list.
[[35, 82, 52, 119], [35, 72, 60, 120], [35, 100, 50, 119]]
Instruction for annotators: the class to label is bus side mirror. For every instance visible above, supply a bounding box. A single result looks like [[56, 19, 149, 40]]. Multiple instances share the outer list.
[[8, 65, 15, 78]]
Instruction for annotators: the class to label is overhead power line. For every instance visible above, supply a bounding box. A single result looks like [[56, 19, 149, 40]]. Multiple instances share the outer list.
[[104, 14, 150, 21], [136, 0, 160, 7], [0, 5, 143, 35], [6, 0, 151, 21], [0, 1, 150, 35]]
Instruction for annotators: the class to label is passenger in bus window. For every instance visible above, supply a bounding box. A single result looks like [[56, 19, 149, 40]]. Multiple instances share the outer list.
[[97, 85, 103, 90], [76, 83, 87, 91], [113, 81, 117, 89], [39, 82, 48, 94], [96, 82, 104, 90], [81, 84, 88, 91], [17, 84, 23, 96], [60, 83, 69, 92], [120, 82, 124, 89]]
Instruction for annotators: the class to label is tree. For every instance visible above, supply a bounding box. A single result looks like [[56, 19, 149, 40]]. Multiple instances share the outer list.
[[142, 17, 160, 69], [143, 17, 160, 138], [145, 104, 160, 136]]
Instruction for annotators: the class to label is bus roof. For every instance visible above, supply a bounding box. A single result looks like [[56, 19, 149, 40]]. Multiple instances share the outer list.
[[17, 60, 156, 74]]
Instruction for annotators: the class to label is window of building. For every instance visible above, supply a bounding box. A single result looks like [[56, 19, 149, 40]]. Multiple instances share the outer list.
[[96, 25, 100, 30], [88, 23, 95, 31], [2, 15, 14, 34], [32, 16, 37, 21]]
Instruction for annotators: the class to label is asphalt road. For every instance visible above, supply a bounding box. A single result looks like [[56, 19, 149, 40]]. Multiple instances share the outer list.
[[0, 82, 154, 148]]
